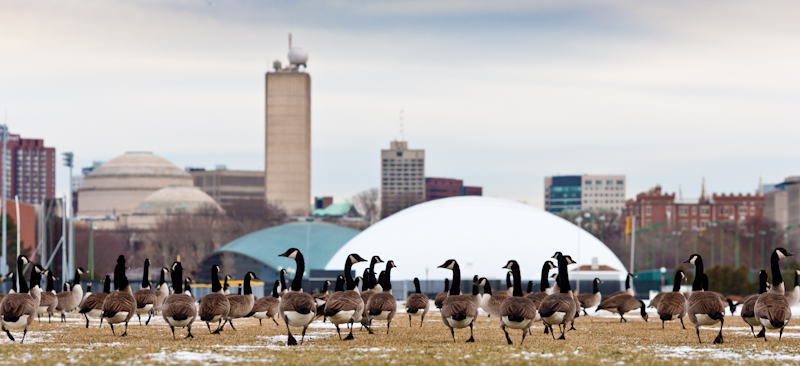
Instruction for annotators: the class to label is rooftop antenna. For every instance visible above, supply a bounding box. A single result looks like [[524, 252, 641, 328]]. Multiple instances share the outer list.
[[288, 33, 292, 49], [399, 109, 405, 142]]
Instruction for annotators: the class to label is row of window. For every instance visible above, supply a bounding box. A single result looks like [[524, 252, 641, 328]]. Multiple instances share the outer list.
[[641, 205, 758, 217], [585, 200, 623, 204], [585, 186, 623, 191], [585, 180, 624, 185]]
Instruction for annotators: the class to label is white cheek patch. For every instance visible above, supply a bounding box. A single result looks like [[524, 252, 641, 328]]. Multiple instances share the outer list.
[[778, 252, 786, 259], [289, 252, 297, 259]]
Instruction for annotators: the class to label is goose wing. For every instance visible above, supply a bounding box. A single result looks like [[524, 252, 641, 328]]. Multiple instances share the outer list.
[[656, 292, 686, 316]]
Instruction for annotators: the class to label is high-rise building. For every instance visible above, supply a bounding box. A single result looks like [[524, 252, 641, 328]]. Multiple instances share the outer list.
[[189, 167, 266, 208], [544, 174, 626, 213], [2, 133, 56, 204], [265, 37, 311, 217], [425, 177, 482, 201], [381, 141, 425, 218], [765, 176, 800, 230]]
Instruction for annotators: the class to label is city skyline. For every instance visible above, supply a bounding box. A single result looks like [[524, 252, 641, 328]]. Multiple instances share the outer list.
[[4, 1, 800, 208]]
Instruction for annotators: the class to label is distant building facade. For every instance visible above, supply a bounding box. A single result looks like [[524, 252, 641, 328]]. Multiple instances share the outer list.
[[2, 134, 56, 205], [626, 185, 764, 231], [381, 141, 425, 218], [190, 168, 266, 208], [425, 177, 482, 201], [765, 176, 800, 230], [544, 175, 626, 213], [265, 60, 311, 217]]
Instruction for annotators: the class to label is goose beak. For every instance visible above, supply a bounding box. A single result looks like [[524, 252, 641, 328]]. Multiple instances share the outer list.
[[437, 263, 447, 269], [683, 259, 690, 263]]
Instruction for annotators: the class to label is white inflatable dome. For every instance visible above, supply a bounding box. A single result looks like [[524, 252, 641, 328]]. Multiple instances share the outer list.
[[325, 196, 627, 281]]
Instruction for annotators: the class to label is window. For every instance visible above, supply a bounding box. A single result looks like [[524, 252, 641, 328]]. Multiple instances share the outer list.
[[701, 220, 709, 228], [606, 180, 613, 185], [617, 180, 624, 185], [679, 207, 688, 216], [701, 206, 710, 216], [646, 206, 651, 216], [691, 207, 697, 215], [680, 220, 688, 230], [739, 207, 747, 215], [585, 181, 591, 185], [750, 207, 756, 215], [595, 180, 602, 184]]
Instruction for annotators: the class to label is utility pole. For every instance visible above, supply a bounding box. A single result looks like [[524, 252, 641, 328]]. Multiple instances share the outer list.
[[0, 124, 8, 275], [62, 152, 74, 275]]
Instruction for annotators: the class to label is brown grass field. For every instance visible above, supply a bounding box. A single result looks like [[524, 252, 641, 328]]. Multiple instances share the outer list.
[[1, 305, 800, 365]]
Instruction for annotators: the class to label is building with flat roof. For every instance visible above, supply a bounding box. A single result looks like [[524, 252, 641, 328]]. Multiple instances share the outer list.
[[425, 177, 482, 201], [190, 168, 266, 209], [544, 175, 626, 213], [765, 176, 800, 230], [381, 141, 425, 218], [3, 133, 56, 204], [265, 38, 311, 217]]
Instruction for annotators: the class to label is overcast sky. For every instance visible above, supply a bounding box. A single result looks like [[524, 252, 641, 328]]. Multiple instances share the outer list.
[[3, 1, 799, 208]]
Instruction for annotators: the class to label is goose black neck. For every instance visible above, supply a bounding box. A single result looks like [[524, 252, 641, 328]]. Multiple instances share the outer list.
[[211, 266, 222, 293], [322, 280, 329, 293], [639, 300, 647, 318], [362, 269, 372, 289], [344, 258, 355, 290], [701, 274, 709, 291], [103, 276, 111, 293], [29, 269, 42, 290], [244, 274, 252, 295], [291, 252, 305, 292], [444, 278, 449, 292], [511, 263, 523, 297], [413, 278, 421, 293], [383, 265, 393, 291], [540, 263, 551, 292], [758, 271, 768, 294], [771, 251, 783, 286], [171, 265, 182, 294], [141, 261, 149, 288], [672, 272, 682, 292], [17, 260, 30, 293], [272, 280, 280, 297], [795, 271, 799, 288], [46, 273, 55, 292], [483, 279, 493, 295], [10, 274, 16, 293], [691, 257, 704, 291], [185, 280, 192, 294], [369, 258, 380, 289], [72, 269, 81, 287], [335, 276, 344, 292], [159, 269, 166, 286], [449, 262, 461, 296], [527, 281, 533, 293], [625, 274, 631, 289], [472, 280, 479, 296], [558, 256, 571, 293], [280, 270, 287, 292], [506, 272, 512, 290], [223, 276, 229, 291], [594, 279, 601, 294]]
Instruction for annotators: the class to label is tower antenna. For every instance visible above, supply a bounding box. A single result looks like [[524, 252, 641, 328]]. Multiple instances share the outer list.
[[399, 109, 405, 142], [288, 33, 292, 49]]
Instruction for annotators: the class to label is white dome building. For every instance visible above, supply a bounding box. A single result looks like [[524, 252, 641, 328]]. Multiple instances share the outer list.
[[325, 197, 628, 291]]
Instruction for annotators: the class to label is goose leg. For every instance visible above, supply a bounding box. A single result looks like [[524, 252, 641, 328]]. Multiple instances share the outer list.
[[466, 322, 475, 343], [502, 324, 512, 345], [780, 326, 784, 341], [259, 319, 262, 326], [85, 314, 90, 328], [450, 327, 456, 342], [121, 321, 129, 337], [185, 325, 194, 339], [301, 326, 308, 344], [409, 314, 412, 327], [662, 320, 665, 329], [207, 322, 212, 334], [229, 320, 237, 331], [146, 313, 152, 325], [110, 324, 116, 336], [170, 325, 176, 340], [344, 319, 355, 340], [48, 313, 52, 324], [569, 321, 576, 331], [273, 318, 280, 326], [695, 327, 702, 343], [20, 327, 27, 344], [756, 326, 765, 338], [137, 313, 142, 326], [680, 317, 686, 329], [713, 318, 724, 344], [420, 315, 425, 327], [61, 313, 66, 323], [558, 324, 566, 340], [3, 325, 14, 341], [285, 316, 297, 346], [749, 325, 754, 337], [99, 317, 103, 328], [37, 314, 41, 323], [544, 324, 549, 334], [335, 324, 342, 340], [520, 328, 528, 345]]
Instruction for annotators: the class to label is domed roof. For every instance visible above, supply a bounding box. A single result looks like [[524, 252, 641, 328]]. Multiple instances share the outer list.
[[135, 186, 222, 215], [88, 152, 191, 179], [325, 196, 627, 281], [214, 222, 361, 278]]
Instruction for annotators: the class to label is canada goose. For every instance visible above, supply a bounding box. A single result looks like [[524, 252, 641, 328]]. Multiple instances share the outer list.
[[37, 270, 58, 323], [596, 294, 647, 323], [222, 271, 258, 331], [575, 278, 604, 316], [162, 261, 197, 339], [313, 280, 331, 317], [223, 274, 232, 295], [184, 277, 195, 303], [435, 278, 450, 309], [277, 248, 316, 346], [786, 269, 800, 307], [359, 268, 375, 327], [499, 260, 538, 345], [102, 255, 136, 337], [279, 269, 288, 296], [134, 258, 157, 326], [154, 267, 169, 314], [81, 281, 93, 307], [438, 259, 479, 342], [79, 275, 111, 328], [538, 253, 577, 340], [525, 260, 558, 310], [656, 270, 687, 329], [250, 280, 281, 326], [479, 277, 509, 318], [198, 264, 230, 334], [754, 247, 794, 341], [684, 254, 725, 344], [324, 253, 369, 340], [741, 270, 768, 337], [697, 274, 736, 314], [603, 273, 636, 300], [0, 256, 42, 343], [406, 277, 429, 327], [56, 267, 86, 322], [366, 261, 398, 334]]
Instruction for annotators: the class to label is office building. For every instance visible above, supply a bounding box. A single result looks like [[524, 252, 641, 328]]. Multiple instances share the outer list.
[[425, 177, 482, 201], [544, 175, 626, 213], [3, 133, 56, 204], [190, 168, 266, 208], [381, 141, 425, 218], [765, 176, 800, 230], [265, 37, 311, 217]]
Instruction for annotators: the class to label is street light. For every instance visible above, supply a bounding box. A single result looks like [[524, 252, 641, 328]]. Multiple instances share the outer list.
[[0, 124, 8, 275], [660, 267, 667, 291], [759, 230, 767, 268], [710, 222, 718, 267]]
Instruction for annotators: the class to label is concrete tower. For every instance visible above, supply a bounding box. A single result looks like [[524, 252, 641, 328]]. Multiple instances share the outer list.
[[265, 35, 311, 216]]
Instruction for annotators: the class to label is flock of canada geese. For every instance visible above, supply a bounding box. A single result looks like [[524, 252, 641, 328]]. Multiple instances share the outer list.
[[0, 247, 796, 346]]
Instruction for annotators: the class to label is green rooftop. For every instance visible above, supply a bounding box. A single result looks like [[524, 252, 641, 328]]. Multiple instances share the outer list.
[[311, 203, 359, 217]]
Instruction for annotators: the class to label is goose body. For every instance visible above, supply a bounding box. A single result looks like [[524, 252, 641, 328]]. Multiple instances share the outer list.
[[251, 280, 281, 326], [405, 278, 429, 327], [434, 278, 450, 309], [312, 280, 331, 316], [37, 270, 58, 323], [525, 261, 557, 323], [162, 261, 197, 339], [223, 272, 258, 331], [0, 257, 42, 343], [324, 254, 368, 340], [79, 275, 111, 328], [754, 248, 794, 341], [741, 270, 768, 337], [439, 259, 479, 343], [55, 268, 86, 322], [786, 270, 800, 307], [277, 248, 316, 346], [538, 253, 577, 340], [684, 254, 725, 344], [198, 265, 230, 333], [480, 279, 508, 318], [102, 256, 136, 337], [603, 273, 636, 301], [134, 259, 157, 325], [154, 268, 169, 314], [365, 262, 398, 334], [499, 260, 538, 345], [655, 270, 687, 329], [576, 278, 603, 316]]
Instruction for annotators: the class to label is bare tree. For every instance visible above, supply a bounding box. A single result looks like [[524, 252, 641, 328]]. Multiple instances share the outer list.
[[351, 188, 380, 222]]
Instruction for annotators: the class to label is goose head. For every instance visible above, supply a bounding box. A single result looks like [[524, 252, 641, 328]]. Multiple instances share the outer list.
[[563, 256, 577, 265], [503, 260, 518, 270], [627, 273, 637, 279], [437, 259, 457, 270], [544, 261, 557, 270], [775, 247, 794, 259], [478, 277, 488, 286], [279, 248, 300, 259], [348, 254, 367, 265], [170, 262, 179, 272], [246, 272, 259, 280], [386, 260, 397, 269], [144, 258, 150, 266], [18, 255, 30, 266], [677, 270, 686, 283], [594, 278, 603, 284], [551, 252, 562, 260], [372, 256, 384, 264], [683, 254, 700, 265], [33, 265, 44, 274], [77, 267, 85, 275]]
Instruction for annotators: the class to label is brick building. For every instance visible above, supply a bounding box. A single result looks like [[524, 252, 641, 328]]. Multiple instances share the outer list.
[[3, 134, 56, 204], [425, 177, 482, 201], [626, 184, 765, 231]]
